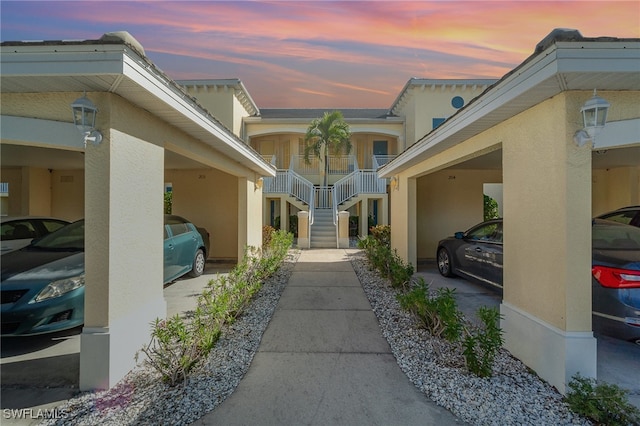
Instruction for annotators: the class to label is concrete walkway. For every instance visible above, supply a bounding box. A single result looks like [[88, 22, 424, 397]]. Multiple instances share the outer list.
[[194, 249, 463, 426]]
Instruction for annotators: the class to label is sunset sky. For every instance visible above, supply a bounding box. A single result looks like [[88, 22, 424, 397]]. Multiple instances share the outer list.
[[1, 1, 638, 108]]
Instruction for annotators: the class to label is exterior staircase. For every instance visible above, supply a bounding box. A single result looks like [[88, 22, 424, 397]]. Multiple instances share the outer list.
[[310, 209, 336, 248]]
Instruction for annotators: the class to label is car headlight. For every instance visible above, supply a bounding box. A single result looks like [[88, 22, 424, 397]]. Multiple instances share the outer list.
[[31, 275, 85, 303]]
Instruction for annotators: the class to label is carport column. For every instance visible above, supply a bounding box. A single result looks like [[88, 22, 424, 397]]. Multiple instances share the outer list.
[[80, 129, 166, 391], [501, 94, 596, 394], [238, 176, 263, 258], [390, 175, 417, 267]]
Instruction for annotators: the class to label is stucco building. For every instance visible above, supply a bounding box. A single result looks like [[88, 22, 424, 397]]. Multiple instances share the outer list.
[[1, 29, 638, 393]]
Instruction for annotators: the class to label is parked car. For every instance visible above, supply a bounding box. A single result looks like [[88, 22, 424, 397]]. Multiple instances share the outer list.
[[596, 205, 640, 228], [1, 216, 70, 255], [1, 215, 207, 336], [436, 218, 640, 344]]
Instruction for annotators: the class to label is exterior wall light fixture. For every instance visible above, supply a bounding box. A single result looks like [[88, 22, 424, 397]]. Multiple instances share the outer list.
[[71, 92, 103, 147], [573, 89, 610, 147], [390, 176, 399, 191], [255, 177, 264, 191]]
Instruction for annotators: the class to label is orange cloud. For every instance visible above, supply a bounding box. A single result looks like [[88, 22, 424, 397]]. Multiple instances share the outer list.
[[1, 0, 638, 107]]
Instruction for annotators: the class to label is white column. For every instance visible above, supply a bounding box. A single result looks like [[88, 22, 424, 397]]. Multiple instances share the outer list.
[[80, 129, 166, 390]]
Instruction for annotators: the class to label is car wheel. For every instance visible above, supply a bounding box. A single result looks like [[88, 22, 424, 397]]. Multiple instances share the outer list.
[[188, 249, 205, 278], [437, 247, 454, 277]]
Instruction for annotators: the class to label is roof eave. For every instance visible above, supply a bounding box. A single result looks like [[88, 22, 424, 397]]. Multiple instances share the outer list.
[[380, 36, 640, 178]]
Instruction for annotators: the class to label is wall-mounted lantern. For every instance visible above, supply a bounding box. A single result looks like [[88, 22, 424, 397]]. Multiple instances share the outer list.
[[573, 89, 610, 147], [255, 177, 264, 191], [71, 92, 103, 147], [390, 176, 399, 191]]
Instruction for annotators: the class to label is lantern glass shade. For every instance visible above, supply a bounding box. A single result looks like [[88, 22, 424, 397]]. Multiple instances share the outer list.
[[71, 95, 98, 134], [580, 91, 610, 133]]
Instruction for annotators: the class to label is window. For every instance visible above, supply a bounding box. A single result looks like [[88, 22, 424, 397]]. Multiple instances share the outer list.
[[1, 221, 36, 240], [467, 222, 502, 243]]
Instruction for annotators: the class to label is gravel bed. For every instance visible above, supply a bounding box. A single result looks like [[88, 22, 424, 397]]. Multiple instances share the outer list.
[[348, 251, 591, 426], [41, 249, 590, 425], [41, 250, 300, 426]]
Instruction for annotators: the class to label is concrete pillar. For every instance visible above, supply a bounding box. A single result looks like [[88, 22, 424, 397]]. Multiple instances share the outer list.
[[390, 176, 417, 267], [280, 198, 288, 232], [238, 176, 263, 255], [359, 200, 369, 237], [80, 129, 166, 390], [379, 195, 389, 225], [338, 211, 350, 248], [501, 94, 596, 394], [297, 211, 309, 249]]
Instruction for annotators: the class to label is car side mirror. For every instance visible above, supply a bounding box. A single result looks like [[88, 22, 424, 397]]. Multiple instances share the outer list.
[[454, 232, 465, 239]]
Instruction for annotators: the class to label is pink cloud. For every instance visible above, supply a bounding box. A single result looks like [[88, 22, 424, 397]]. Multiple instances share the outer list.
[[2, 1, 638, 107]]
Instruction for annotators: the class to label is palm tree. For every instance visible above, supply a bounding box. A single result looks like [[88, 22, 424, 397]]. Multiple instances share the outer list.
[[303, 110, 352, 187]]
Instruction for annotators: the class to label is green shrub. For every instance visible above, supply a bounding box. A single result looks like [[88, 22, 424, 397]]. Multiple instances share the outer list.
[[369, 224, 390, 247], [263, 225, 276, 247], [462, 307, 504, 378], [138, 229, 293, 386], [565, 374, 640, 426], [397, 278, 463, 342], [359, 228, 504, 378]]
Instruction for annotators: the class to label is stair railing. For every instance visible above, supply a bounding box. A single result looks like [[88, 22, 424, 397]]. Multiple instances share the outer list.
[[332, 187, 339, 248]]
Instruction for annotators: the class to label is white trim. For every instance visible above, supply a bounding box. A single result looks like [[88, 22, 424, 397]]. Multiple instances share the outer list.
[[379, 40, 640, 178], [119, 54, 275, 177], [0, 115, 84, 150], [500, 301, 597, 394], [592, 118, 640, 149]]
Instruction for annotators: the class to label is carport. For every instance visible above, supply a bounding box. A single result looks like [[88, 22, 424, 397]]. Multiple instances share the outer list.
[[379, 30, 639, 393], [0, 32, 275, 390]]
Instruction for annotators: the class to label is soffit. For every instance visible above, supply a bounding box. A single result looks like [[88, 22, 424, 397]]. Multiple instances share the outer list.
[[0, 42, 275, 177]]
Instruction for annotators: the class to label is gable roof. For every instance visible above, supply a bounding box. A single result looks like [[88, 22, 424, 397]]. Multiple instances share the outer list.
[[177, 78, 259, 116], [379, 29, 640, 177], [1, 32, 275, 177], [389, 78, 498, 116]]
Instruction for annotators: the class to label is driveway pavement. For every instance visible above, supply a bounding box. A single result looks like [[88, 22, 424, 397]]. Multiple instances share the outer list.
[[416, 261, 640, 410]]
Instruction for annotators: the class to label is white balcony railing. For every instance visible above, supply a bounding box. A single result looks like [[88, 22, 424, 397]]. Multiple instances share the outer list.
[[263, 170, 314, 208], [333, 170, 386, 206], [290, 155, 358, 175]]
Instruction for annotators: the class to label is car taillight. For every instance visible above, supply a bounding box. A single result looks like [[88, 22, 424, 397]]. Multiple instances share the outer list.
[[592, 266, 640, 289]]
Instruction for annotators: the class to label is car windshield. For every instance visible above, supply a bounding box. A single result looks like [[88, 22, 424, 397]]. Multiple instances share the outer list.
[[30, 220, 85, 250], [593, 221, 640, 249]]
